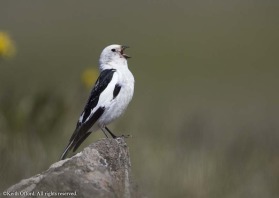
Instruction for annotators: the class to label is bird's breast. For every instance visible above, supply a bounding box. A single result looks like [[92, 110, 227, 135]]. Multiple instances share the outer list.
[[97, 68, 134, 126]]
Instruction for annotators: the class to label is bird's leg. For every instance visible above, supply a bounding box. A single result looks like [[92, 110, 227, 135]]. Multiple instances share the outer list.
[[101, 128, 109, 138], [105, 126, 130, 139], [105, 127, 117, 139]]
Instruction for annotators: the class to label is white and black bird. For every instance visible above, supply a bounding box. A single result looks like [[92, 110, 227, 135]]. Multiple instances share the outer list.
[[60, 44, 134, 160]]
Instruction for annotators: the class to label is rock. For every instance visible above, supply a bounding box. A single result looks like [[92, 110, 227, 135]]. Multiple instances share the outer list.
[[2, 137, 142, 198]]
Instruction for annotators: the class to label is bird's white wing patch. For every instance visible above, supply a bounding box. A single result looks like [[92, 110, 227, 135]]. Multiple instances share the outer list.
[[85, 72, 119, 122], [79, 112, 84, 123]]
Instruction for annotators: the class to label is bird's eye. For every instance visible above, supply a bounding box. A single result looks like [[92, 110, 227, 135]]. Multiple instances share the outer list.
[[111, 49, 116, 52]]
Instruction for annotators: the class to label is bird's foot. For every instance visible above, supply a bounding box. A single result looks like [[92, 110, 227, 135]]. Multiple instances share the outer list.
[[103, 127, 131, 139], [118, 134, 131, 139]]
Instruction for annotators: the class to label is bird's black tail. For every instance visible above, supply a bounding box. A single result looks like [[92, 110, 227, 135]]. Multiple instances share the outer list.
[[59, 107, 105, 160], [60, 131, 91, 160], [60, 140, 74, 160]]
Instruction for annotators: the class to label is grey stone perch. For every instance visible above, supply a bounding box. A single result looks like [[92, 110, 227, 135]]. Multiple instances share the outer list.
[[3, 137, 142, 198]]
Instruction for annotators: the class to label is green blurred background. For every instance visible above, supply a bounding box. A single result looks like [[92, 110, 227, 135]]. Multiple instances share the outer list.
[[1, 1, 279, 197]]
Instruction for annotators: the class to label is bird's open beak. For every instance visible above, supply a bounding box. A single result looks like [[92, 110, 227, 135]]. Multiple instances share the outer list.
[[121, 46, 131, 59]]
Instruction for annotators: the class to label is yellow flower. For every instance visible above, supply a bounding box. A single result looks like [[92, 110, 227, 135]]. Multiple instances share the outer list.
[[81, 68, 99, 89], [0, 32, 16, 59]]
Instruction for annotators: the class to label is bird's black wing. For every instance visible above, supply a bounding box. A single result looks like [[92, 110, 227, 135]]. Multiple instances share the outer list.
[[113, 84, 122, 99], [60, 69, 116, 160], [77, 69, 116, 128]]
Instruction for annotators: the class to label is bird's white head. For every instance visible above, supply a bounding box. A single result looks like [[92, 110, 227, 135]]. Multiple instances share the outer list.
[[99, 44, 131, 70]]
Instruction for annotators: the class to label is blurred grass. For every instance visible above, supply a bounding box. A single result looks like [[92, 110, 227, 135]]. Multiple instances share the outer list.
[[0, 90, 68, 186], [0, 1, 279, 198]]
